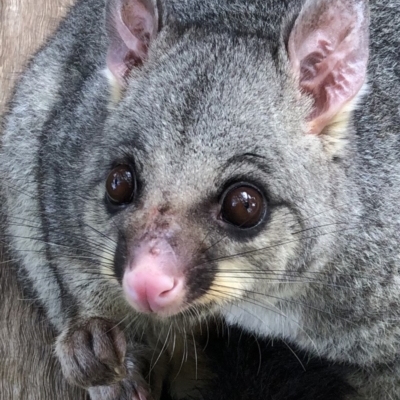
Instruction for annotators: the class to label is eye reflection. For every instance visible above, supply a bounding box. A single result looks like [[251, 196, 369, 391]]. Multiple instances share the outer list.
[[220, 185, 265, 228], [105, 165, 135, 205]]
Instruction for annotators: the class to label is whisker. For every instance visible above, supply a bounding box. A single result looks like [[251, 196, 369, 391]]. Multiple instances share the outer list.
[[0, 235, 116, 265], [148, 323, 172, 377], [6, 214, 118, 252], [213, 282, 356, 326], [205, 287, 321, 354], [202, 226, 360, 265], [280, 339, 306, 372], [2, 225, 116, 259], [191, 329, 198, 380]]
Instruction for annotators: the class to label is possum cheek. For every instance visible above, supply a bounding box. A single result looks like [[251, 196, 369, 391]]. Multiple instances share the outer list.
[[122, 239, 186, 317]]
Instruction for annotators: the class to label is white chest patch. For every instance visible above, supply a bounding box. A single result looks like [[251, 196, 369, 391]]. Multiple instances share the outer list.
[[222, 301, 302, 341]]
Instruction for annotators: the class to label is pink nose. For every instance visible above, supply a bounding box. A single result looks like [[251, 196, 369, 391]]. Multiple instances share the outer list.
[[123, 270, 184, 314], [122, 238, 185, 316]]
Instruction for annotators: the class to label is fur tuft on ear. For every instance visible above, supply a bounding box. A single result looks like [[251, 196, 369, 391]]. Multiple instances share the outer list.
[[105, 0, 158, 91], [288, 0, 369, 135]]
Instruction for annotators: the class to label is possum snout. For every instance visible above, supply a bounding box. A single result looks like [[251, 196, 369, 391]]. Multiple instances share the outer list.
[[123, 238, 186, 317]]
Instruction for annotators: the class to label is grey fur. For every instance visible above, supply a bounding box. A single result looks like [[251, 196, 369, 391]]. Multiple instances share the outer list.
[[1, 0, 400, 398]]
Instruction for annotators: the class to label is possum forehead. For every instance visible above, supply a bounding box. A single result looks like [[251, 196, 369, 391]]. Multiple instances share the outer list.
[[105, 35, 311, 190], [112, 35, 296, 137]]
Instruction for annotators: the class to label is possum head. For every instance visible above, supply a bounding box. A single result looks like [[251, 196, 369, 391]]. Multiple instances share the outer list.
[[84, 0, 370, 327]]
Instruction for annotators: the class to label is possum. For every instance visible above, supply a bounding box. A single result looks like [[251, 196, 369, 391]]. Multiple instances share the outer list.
[[1, 0, 400, 398]]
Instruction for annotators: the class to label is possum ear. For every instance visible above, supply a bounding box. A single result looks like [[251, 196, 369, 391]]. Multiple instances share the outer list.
[[288, 0, 369, 134], [106, 0, 158, 89]]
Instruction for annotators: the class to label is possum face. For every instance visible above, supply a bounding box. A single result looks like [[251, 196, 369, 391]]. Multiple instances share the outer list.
[[1, 0, 368, 340], [79, 0, 370, 324]]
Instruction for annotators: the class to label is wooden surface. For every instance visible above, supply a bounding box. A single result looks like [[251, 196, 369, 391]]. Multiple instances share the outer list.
[[0, 0, 75, 114], [0, 1, 87, 398]]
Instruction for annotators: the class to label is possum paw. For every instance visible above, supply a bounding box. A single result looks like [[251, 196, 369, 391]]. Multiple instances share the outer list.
[[87, 369, 156, 400], [87, 342, 164, 400], [87, 341, 160, 399], [88, 380, 150, 400], [56, 318, 127, 388]]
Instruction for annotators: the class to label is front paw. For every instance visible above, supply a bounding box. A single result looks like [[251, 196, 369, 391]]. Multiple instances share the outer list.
[[56, 318, 127, 388], [88, 379, 149, 400], [87, 346, 159, 400]]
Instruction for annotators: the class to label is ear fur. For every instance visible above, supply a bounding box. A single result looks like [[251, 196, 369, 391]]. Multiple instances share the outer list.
[[105, 0, 158, 94], [288, 0, 370, 135]]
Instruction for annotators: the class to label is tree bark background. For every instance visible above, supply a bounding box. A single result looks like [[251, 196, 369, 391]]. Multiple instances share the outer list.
[[1, 1, 86, 398]]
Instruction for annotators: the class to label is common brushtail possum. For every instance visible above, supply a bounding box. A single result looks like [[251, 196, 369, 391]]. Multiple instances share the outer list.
[[1, 0, 399, 398]]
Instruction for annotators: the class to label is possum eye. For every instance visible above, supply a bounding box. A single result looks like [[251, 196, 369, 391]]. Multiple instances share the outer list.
[[106, 165, 135, 205], [220, 184, 266, 229]]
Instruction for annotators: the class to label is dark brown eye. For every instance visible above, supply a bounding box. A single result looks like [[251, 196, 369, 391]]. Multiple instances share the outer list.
[[220, 185, 266, 228], [106, 165, 135, 205]]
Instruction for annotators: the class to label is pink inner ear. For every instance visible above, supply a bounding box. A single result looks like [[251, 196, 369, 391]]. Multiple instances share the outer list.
[[106, 0, 158, 87], [288, 0, 369, 134], [121, 1, 156, 43]]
